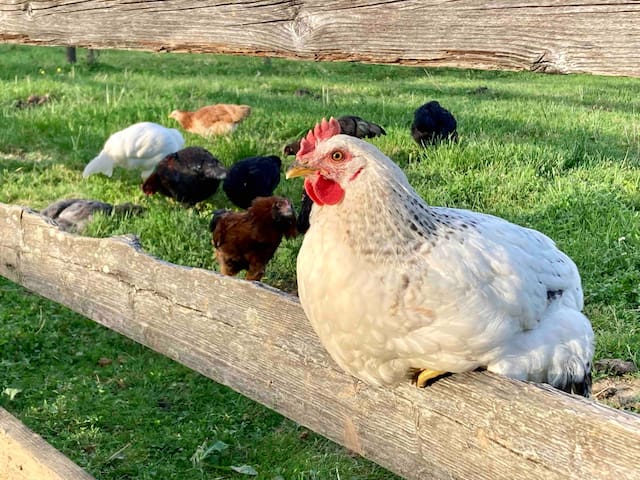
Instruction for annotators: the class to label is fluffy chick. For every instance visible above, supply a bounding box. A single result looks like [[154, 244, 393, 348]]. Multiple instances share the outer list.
[[15, 93, 50, 109], [411, 101, 458, 146], [82, 122, 184, 179], [210, 196, 297, 281], [296, 191, 313, 235], [283, 115, 386, 156], [169, 104, 251, 137], [223, 155, 282, 209], [142, 146, 227, 206], [41, 198, 145, 233]]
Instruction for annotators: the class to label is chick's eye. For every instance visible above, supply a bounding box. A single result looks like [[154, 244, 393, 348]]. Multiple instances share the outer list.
[[331, 150, 344, 162]]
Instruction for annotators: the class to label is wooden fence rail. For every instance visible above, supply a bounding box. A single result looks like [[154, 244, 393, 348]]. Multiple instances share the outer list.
[[1, 0, 640, 77], [0, 407, 96, 480], [2, 3, 640, 476], [1, 203, 640, 480]]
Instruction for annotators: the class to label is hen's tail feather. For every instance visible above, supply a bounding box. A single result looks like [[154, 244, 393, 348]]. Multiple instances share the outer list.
[[487, 308, 594, 397], [555, 363, 592, 397], [83, 151, 114, 178], [572, 370, 592, 397]]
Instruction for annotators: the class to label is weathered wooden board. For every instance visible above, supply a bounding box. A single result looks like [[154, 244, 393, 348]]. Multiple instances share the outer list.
[[0, 407, 95, 480], [1, 202, 640, 480], [1, 1, 640, 77]]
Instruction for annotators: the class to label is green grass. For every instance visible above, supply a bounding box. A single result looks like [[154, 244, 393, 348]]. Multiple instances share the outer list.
[[1, 44, 639, 478]]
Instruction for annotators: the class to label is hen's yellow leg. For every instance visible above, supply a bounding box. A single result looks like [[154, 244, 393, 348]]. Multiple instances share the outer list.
[[414, 369, 448, 388]]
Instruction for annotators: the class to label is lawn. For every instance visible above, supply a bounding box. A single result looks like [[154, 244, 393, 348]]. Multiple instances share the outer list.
[[1, 44, 639, 479]]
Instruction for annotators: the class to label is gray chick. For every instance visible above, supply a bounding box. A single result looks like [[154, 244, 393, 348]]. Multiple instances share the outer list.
[[41, 198, 144, 233]]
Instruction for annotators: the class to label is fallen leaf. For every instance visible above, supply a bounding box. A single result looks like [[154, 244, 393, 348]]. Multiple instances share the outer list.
[[210, 440, 229, 453], [594, 358, 637, 376], [2, 388, 22, 400], [191, 439, 229, 467], [231, 465, 258, 476]]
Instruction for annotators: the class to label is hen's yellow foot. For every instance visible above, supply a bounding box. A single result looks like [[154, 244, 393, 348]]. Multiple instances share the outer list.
[[414, 369, 448, 388]]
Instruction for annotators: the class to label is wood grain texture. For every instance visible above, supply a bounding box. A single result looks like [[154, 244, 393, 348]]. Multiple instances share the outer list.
[[1, 0, 640, 77], [0, 407, 96, 480], [1, 202, 640, 480]]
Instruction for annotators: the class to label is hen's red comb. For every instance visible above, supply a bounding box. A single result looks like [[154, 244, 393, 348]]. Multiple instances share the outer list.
[[297, 117, 341, 158]]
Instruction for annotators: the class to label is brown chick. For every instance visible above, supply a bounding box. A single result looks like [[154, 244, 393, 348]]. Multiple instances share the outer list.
[[15, 93, 51, 109], [169, 104, 251, 137], [210, 196, 297, 281]]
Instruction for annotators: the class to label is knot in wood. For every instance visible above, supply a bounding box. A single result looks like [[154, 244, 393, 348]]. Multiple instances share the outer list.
[[531, 50, 565, 74], [22, 2, 34, 18], [292, 12, 311, 39]]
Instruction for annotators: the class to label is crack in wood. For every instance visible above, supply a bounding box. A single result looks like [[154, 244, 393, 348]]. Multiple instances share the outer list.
[[235, 18, 290, 27], [329, 0, 409, 11], [467, 2, 640, 11], [530, 50, 564, 73]]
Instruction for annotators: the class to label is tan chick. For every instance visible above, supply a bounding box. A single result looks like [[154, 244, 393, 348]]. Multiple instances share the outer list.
[[169, 104, 251, 137]]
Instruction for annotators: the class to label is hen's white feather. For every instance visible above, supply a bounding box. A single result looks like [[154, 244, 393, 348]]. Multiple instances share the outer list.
[[296, 136, 594, 394], [83, 122, 184, 179]]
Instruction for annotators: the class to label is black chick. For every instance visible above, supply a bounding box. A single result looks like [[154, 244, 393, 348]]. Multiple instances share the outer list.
[[337, 115, 386, 139], [222, 155, 282, 209], [411, 101, 458, 147], [41, 198, 145, 233], [142, 146, 227, 206], [296, 190, 313, 235], [283, 115, 386, 156]]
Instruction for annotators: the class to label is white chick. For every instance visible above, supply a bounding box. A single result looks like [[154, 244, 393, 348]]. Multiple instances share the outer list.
[[82, 122, 184, 179]]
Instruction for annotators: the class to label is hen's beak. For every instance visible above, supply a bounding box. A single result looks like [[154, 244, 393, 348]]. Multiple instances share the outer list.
[[285, 163, 317, 179]]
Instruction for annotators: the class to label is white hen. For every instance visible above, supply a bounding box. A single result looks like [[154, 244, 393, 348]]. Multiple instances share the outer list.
[[83, 122, 184, 179], [286, 118, 594, 396]]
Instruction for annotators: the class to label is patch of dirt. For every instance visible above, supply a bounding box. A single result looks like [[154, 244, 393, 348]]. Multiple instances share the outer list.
[[592, 375, 640, 412], [594, 358, 637, 376], [0, 150, 54, 163]]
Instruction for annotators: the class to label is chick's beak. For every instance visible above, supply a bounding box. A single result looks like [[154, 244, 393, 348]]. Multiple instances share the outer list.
[[286, 162, 317, 179]]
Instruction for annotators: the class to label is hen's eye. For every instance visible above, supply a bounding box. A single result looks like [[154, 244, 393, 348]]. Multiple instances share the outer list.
[[331, 150, 344, 162]]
